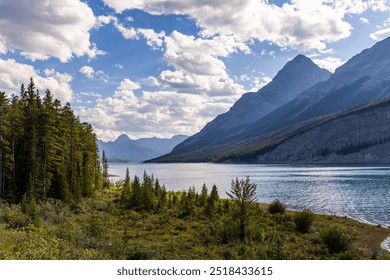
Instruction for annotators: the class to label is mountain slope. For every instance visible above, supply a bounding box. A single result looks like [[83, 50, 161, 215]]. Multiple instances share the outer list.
[[240, 37, 390, 140], [98, 134, 188, 162], [222, 97, 390, 163], [149, 97, 390, 163], [169, 55, 331, 155]]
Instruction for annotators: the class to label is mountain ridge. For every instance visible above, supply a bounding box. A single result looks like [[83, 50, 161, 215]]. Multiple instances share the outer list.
[[169, 54, 331, 155], [98, 134, 188, 162]]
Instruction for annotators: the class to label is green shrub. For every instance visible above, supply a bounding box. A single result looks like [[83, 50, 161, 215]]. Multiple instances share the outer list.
[[268, 199, 286, 214], [319, 225, 351, 254], [293, 209, 314, 233]]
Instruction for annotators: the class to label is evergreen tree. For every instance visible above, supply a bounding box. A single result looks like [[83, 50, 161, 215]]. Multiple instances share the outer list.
[[205, 184, 219, 218], [199, 183, 208, 207], [0, 91, 9, 199], [130, 175, 141, 209], [102, 150, 109, 188], [121, 167, 131, 207]]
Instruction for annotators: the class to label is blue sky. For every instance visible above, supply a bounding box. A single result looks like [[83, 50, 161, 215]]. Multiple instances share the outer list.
[[0, 0, 390, 141]]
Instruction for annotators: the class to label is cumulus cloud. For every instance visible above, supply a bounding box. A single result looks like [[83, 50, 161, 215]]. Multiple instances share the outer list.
[[359, 17, 370, 24], [80, 66, 95, 79], [370, 28, 390, 41], [370, 17, 390, 41], [101, 0, 388, 52], [110, 18, 247, 97], [0, 58, 73, 102], [111, 18, 166, 50], [312, 56, 346, 73], [157, 31, 247, 96], [247, 76, 273, 92], [0, 0, 103, 62], [79, 66, 109, 82], [77, 78, 235, 141], [137, 28, 166, 49]]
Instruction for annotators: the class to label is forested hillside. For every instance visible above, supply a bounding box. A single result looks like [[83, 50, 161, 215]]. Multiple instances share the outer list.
[[0, 79, 101, 203]]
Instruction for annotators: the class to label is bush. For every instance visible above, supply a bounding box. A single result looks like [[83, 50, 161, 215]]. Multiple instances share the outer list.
[[319, 225, 351, 254], [268, 199, 286, 214], [293, 209, 314, 233]]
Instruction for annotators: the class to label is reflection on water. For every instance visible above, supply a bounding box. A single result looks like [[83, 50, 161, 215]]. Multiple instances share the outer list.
[[109, 163, 390, 227]]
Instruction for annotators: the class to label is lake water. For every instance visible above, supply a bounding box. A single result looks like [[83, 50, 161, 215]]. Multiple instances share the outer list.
[[109, 163, 390, 227]]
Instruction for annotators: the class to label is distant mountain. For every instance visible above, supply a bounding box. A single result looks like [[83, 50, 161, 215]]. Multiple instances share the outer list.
[[168, 55, 331, 155], [98, 134, 188, 162], [149, 36, 390, 163]]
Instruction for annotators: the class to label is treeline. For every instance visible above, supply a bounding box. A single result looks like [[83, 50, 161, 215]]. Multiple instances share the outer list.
[[120, 168, 222, 218], [0, 79, 101, 203]]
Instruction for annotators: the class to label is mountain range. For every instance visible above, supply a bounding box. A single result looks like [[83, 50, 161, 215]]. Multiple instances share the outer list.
[[98, 134, 188, 162], [149, 36, 390, 163]]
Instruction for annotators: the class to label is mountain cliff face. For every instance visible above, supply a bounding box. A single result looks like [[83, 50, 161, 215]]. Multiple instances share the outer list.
[[170, 55, 331, 154], [98, 134, 188, 162], [232, 98, 390, 163]]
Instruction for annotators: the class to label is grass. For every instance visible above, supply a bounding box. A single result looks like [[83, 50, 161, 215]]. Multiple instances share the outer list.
[[0, 183, 389, 260]]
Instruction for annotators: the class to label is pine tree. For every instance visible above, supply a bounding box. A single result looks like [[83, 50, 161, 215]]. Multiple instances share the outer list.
[[130, 175, 141, 210], [0, 91, 9, 199], [205, 184, 219, 218], [199, 183, 208, 207], [102, 150, 109, 188], [121, 167, 131, 207]]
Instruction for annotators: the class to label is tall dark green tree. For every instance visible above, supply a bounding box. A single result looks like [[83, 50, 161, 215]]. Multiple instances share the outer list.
[[0, 91, 9, 199], [205, 184, 219, 218], [102, 150, 109, 188], [121, 167, 131, 206]]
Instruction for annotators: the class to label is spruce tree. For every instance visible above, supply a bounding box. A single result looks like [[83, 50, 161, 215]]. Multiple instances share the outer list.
[[121, 167, 131, 207], [102, 150, 109, 188]]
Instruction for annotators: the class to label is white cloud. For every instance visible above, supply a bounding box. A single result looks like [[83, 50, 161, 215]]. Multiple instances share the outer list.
[[117, 78, 141, 91], [0, 0, 104, 62], [112, 19, 166, 50], [95, 15, 117, 28], [370, 17, 390, 41], [80, 92, 102, 98], [114, 21, 138, 39], [359, 17, 370, 24], [112, 22, 247, 97], [101, 0, 389, 52], [0, 58, 73, 102], [158, 31, 247, 97], [312, 56, 346, 73], [370, 28, 390, 41], [137, 28, 166, 49], [79, 66, 109, 82], [80, 66, 95, 79], [77, 78, 235, 141], [247, 76, 273, 92]]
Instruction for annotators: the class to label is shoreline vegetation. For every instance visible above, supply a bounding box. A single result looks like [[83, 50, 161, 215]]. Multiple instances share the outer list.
[[1, 170, 389, 260]]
